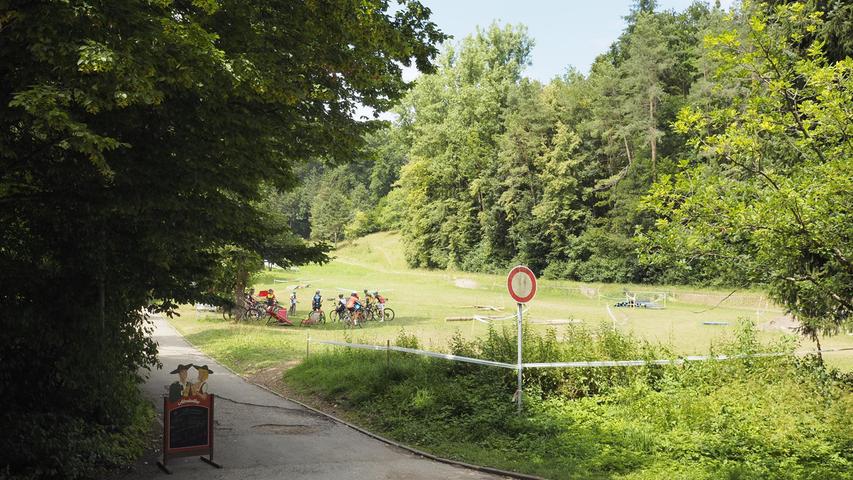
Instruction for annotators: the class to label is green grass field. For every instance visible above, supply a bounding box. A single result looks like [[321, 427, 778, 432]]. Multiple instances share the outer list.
[[170, 231, 853, 372], [167, 232, 853, 479]]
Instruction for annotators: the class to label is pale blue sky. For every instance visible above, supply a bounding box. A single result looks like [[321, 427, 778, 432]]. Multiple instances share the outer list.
[[410, 0, 736, 82], [359, 0, 736, 119]]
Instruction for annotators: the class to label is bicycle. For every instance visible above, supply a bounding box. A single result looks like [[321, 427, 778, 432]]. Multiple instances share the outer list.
[[327, 300, 345, 322], [221, 304, 255, 322], [363, 302, 378, 322], [377, 306, 395, 321], [343, 309, 364, 328]]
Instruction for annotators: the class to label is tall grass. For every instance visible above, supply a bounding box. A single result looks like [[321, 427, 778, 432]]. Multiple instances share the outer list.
[[286, 321, 853, 479]]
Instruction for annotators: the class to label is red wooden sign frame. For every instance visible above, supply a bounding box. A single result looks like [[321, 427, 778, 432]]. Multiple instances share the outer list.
[[158, 394, 221, 473], [507, 265, 537, 304]]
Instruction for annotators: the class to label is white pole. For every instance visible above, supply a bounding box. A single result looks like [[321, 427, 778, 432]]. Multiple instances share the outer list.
[[517, 302, 523, 413]]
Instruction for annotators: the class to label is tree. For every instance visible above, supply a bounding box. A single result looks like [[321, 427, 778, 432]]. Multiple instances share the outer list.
[[639, 2, 852, 344], [398, 23, 534, 269], [623, 12, 675, 179], [310, 167, 357, 245], [0, 1, 445, 476]]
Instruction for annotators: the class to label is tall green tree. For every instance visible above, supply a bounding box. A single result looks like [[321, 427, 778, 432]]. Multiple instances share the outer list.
[[639, 1, 853, 342], [0, 1, 444, 476], [398, 23, 533, 269]]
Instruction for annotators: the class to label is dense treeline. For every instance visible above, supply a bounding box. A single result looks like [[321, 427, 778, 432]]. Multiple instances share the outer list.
[[290, 1, 851, 336], [297, 1, 726, 281], [291, 2, 717, 281]]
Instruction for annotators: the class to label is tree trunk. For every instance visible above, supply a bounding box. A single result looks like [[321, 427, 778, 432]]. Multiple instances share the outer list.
[[649, 93, 657, 180], [234, 264, 248, 319], [815, 335, 824, 365]]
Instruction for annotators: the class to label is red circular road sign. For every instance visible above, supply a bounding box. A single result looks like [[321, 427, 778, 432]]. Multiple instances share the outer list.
[[507, 265, 537, 304]]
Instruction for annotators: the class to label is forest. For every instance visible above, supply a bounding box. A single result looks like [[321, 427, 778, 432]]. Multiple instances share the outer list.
[[285, 0, 851, 338]]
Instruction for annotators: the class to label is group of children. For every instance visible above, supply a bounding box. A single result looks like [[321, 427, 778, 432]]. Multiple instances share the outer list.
[[249, 287, 388, 323], [335, 289, 388, 322]]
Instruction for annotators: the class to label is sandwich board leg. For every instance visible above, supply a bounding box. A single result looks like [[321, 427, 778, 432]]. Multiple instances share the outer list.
[[156, 461, 172, 474], [158, 397, 172, 474], [200, 456, 222, 468], [199, 395, 222, 468]]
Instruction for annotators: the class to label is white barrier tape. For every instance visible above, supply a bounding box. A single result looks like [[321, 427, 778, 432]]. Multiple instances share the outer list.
[[523, 352, 788, 368], [312, 340, 516, 369], [800, 347, 853, 353], [308, 340, 842, 369], [390, 345, 517, 369]]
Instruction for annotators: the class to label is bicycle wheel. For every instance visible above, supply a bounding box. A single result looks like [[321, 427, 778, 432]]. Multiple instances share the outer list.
[[221, 307, 233, 321], [383, 307, 395, 321], [247, 306, 264, 321]]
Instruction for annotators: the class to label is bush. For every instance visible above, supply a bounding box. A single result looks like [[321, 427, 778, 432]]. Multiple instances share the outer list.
[[0, 380, 154, 479], [0, 310, 157, 479], [345, 210, 381, 239]]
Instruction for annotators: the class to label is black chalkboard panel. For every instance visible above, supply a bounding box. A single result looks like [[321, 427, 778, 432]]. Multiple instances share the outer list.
[[169, 405, 209, 449]]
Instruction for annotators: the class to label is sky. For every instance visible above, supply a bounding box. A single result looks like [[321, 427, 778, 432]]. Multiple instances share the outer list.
[[409, 0, 737, 82], [359, 0, 736, 119]]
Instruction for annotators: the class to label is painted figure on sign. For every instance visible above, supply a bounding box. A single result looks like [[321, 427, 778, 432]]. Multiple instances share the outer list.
[[168, 364, 194, 402], [191, 365, 213, 399]]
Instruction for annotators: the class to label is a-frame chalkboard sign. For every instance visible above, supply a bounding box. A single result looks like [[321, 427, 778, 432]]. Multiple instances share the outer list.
[[158, 364, 222, 473]]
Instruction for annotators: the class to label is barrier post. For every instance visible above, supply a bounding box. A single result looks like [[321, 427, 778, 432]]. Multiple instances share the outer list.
[[306, 335, 310, 357], [516, 302, 523, 413], [386, 339, 390, 367]]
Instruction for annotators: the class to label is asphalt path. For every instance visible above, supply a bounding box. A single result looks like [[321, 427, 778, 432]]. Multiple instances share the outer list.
[[118, 316, 502, 480]]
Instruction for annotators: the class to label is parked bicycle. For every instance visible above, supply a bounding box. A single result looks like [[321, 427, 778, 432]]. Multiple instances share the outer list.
[[220, 301, 265, 322]]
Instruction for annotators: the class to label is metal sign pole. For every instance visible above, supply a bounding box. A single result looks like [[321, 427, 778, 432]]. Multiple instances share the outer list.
[[516, 301, 523, 413], [507, 265, 535, 414]]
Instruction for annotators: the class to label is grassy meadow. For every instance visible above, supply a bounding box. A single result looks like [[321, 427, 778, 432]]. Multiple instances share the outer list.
[[170, 232, 853, 372], [168, 232, 853, 479]]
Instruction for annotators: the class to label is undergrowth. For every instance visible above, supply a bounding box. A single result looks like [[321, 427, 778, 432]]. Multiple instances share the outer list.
[[285, 321, 853, 479]]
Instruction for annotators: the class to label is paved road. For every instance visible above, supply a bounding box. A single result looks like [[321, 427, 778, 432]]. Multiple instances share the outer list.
[[120, 317, 501, 480]]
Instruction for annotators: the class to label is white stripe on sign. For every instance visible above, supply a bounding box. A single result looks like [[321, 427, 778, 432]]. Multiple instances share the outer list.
[[307, 340, 837, 369]]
